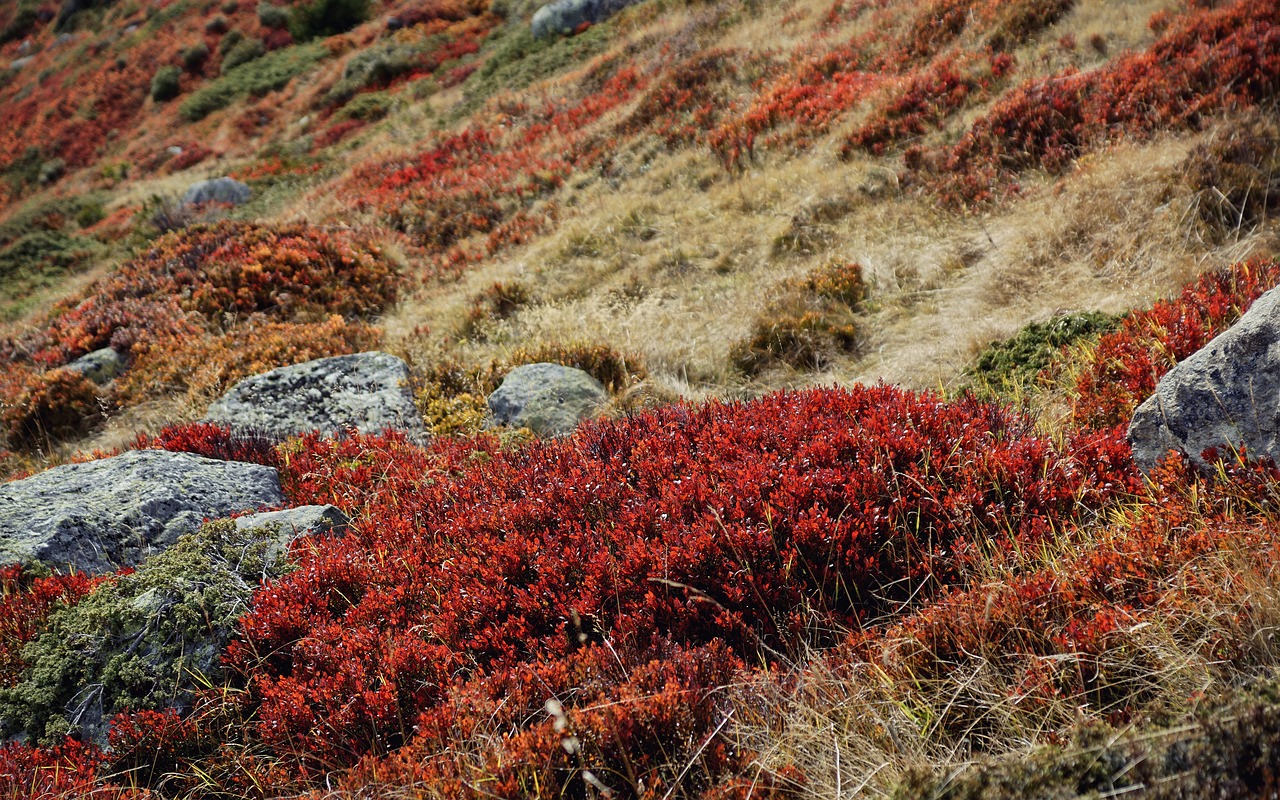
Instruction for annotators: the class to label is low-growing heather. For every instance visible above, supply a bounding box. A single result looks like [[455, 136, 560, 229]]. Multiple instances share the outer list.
[[216, 384, 1136, 774]]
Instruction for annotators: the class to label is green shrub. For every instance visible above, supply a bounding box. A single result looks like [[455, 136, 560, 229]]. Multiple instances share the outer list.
[[289, 0, 369, 40], [458, 22, 611, 115], [182, 41, 327, 121], [965, 311, 1123, 397], [219, 35, 264, 74], [150, 65, 182, 101], [180, 41, 209, 71], [257, 0, 291, 28], [323, 39, 424, 105], [0, 519, 300, 744], [336, 90, 393, 120], [0, 1, 37, 44], [74, 202, 106, 228], [216, 27, 243, 55]]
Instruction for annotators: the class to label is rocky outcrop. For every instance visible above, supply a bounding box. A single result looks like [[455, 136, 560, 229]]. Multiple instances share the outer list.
[[63, 347, 125, 384], [530, 0, 643, 38], [203, 352, 428, 441], [486, 362, 607, 438], [0, 450, 284, 573], [1129, 285, 1280, 471], [181, 176, 252, 207], [0, 519, 301, 746]]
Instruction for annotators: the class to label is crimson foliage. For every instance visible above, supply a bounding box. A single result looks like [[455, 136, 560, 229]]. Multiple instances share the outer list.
[[226, 385, 1138, 770]]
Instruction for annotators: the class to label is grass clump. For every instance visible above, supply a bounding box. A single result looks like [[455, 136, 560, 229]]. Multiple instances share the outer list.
[[181, 41, 328, 121], [1181, 110, 1280, 242], [732, 261, 867, 376], [891, 681, 1280, 799]]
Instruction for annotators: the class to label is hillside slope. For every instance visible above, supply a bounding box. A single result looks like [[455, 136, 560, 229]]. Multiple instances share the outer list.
[[2, 0, 1280, 796]]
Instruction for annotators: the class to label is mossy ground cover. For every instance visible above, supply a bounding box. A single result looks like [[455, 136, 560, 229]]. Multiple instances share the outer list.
[[0, 519, 299, 747]]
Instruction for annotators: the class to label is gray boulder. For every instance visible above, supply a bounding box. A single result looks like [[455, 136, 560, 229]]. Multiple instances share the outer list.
[[181, 176, 252, 207], [531, 0, 643, 38], [63, 347, 124, 384], [487, 362, 607, 437], [0, 450, 284, 574], [1129, 284, 1280, 471], [203, 351, 428, 441]]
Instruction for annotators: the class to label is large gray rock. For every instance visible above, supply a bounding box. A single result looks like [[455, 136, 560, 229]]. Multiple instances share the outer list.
[[63, 347, 124, 384], [531, 0, 643, 38], [0, 450, 284, 574], [181, 176, 252, 207], [203, 351, 428, 441], [1129, 285, 1280, 471], [487, 362, 607, 437]]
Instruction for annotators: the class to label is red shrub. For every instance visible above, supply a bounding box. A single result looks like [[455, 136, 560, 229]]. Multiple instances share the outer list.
[[1, 369, 103, 451], [354, 640, 750, 798], [134, 422, 282, 469], [843, 53, 1006, 156], [0, 739, 136, 800], [914, 0, 1280, 204], [0, 565, 105, 686], [1069, 259, 1280, 429], [226, 385, 1138, 771], [865, 450, 1280, 727], [5, 221, 400, 368], [344, 67, 644, 271]]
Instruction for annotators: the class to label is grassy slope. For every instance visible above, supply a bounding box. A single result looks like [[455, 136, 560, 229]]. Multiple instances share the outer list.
[[1, 0, 1280, 796]]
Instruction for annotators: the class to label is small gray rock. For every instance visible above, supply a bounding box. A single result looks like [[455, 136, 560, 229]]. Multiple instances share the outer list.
[[0, 450, 284, 573], [1129, 284, 1280, 471], [233, 505, 348, 570], [181, 176, 252, 208], [203, 351, 428, 441], [487, 362, 607, 437], [63, 347, 124, 384], [530, 0, 642, 37], [8, 56, 33, 70], [235, 503, 348, 541]]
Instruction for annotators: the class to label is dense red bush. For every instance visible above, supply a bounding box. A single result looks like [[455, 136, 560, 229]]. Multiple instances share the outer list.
[[134, 422, 283, 469], [220, 385, 1137, 772], [1069, 259, 1280, 429], [0, 738, 135, 800], [0, 565, 105, 686]]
